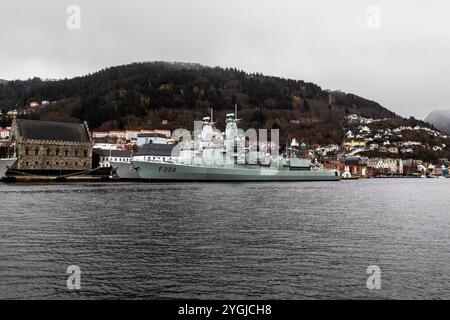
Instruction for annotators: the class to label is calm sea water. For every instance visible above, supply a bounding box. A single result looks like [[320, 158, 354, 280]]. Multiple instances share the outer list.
[[0, 179, 449, 299]]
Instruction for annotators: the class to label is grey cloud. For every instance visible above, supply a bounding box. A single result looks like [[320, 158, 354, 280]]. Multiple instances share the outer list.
[[1, 0, 450, 118]]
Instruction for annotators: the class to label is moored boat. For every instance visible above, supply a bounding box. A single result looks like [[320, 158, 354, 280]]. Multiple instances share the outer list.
[[131, 160, 340, 181], [132, 113, 340, 182], [110, 160, 140, 180], [0, 158, 16, 179]]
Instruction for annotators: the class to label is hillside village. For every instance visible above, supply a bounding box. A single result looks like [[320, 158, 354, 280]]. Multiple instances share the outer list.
[[343, 113, 448, 156]]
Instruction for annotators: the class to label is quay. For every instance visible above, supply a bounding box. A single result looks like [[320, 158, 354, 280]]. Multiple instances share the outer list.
[[1, 175, 116, 183]]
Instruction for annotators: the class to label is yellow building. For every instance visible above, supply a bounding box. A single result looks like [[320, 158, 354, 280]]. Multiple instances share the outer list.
[[343, 139, 366, 148]]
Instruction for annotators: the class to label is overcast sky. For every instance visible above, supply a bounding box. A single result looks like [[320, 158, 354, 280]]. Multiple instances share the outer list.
[[1, 0, 450, 118]]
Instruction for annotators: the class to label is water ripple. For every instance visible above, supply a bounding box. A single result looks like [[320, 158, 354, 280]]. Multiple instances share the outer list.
[[0, 179, 449, 299]]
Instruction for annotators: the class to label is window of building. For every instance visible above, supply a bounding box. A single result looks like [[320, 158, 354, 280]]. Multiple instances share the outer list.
[[84, 150, 88, 157], [56, 148, 60, 156], [35, 161, 38, 165], [65, 150, 69, 156], [25, 147, 30, 156], [46, 148, 51, 156], [35, 147, 39, 156], [75, 150, 79, 157]]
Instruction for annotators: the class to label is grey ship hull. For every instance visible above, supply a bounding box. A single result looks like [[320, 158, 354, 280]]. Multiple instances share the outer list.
[[132, 160, 340, 181], [0, 158, 16, 178], [110, 161, 141, 180]]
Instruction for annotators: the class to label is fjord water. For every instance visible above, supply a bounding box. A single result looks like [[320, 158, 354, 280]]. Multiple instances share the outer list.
[[0, 179, 449, 299]]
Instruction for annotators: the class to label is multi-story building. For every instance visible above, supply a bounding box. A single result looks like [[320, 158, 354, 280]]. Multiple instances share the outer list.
[[137, 133, 168, 146], [10, 119, 92, 173]]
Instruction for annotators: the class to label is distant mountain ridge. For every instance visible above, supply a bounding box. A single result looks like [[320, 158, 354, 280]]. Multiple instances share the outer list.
[[0, 61, 430, 145], [424, 109, 450, 134]]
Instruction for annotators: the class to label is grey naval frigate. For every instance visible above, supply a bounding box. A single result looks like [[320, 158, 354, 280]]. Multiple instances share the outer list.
[[129, 113, 340, 182]]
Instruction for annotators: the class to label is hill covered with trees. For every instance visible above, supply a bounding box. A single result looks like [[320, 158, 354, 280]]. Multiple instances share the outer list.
[[0, 61, 399, 144]]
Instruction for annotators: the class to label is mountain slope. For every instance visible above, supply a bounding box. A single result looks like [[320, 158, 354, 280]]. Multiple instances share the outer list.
[[0, 61, 398, 144], [424, 109, 450, 134]]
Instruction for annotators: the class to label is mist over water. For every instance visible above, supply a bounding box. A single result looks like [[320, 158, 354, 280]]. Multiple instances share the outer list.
[[0, 180, 449, 299]]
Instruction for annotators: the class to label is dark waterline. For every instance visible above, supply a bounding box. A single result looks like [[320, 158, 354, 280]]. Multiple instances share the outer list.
[[0, 179, 449, 299]]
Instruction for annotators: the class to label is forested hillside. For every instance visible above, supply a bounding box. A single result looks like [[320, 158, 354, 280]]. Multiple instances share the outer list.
[[0, 61, 397, 144]]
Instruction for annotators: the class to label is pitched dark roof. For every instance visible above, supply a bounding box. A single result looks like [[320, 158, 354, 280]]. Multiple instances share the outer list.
[[93, 149, 131, 157], [17, 119, 90, 143], [135, 143, 179, 156], [137, 133, 167, 138]]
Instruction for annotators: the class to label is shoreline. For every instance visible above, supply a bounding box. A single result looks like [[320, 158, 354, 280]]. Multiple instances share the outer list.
[[1, 175, 448, 183]]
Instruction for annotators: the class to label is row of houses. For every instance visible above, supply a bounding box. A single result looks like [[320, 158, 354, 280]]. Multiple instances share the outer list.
[[92, 129, 172, 149], [324, 157, 404, 177], [343, 114, 448, 156], [323, 157, 450, 178]]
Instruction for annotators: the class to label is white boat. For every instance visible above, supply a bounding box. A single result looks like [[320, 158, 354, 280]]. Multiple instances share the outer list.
[[132, 113, 340, 182], [110, 160, 140, 180], [0, 158, 16, 179]]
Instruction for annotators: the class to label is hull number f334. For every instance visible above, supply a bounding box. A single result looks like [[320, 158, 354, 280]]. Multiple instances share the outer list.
[[158, 166, 176, 173]]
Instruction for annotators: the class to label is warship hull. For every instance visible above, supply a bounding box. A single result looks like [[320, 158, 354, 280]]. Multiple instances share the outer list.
[[132, 160, 340, 182], [110, 161, 141, 180], [0, 158, 16, 178]]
